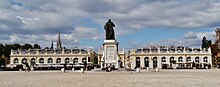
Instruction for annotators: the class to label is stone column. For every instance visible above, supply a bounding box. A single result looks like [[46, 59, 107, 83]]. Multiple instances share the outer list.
[[149, 56, 153, 69]]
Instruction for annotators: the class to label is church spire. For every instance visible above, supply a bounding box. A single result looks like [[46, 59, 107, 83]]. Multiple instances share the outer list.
[[50, 39, 53, 49], [57, 31, 62, 49]]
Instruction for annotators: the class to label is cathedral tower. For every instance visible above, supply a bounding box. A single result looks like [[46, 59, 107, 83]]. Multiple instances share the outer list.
[[57, 31, 62, 49]]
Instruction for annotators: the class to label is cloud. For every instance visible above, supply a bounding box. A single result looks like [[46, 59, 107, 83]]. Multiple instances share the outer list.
[[184, 31, 198, 39], [0, 0, 220, 49], [131, 31, 215, 48], [64, 27, 101, 39]]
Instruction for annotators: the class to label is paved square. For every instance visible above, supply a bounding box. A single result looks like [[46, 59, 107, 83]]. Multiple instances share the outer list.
[[0, 69, 219, 87]]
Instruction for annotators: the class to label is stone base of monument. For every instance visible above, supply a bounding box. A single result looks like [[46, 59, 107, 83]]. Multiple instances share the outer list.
[[101, 40, 120, 69]]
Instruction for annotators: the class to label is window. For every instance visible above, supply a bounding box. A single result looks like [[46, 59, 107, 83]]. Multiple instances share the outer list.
[[39, 58, 44, 63], [56, 58, 61, 63], [22, 58, 27, 64], [153, 57, 157, 68], [170, 57, 174, 63], [82, 58, 87, 63], [65, 58, 70, 63], [144, 57, 149, 67], [14, 58, 19, 64], [73, 58, 78, 64], [136, 57, 141, 68], [161, 57, 166, 62], [203, 57, 208, 63], [88, 57, 91, 62], [186, 57, 191, 62], [178, 57, 183, 62], [195, 57, 199, 63], [48, 58, 53, 64], [144, 57, 149, 63], [31, 58, 35, 64]]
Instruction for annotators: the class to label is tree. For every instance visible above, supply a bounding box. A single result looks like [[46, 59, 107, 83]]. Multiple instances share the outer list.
[[0, 43, 4, 56], [0, 54, 6, 67], [93, 57, 98, 65], [12, 43, 21, 50], [201, 36, 212, 49], [4, 44, 12, 58], [210, 44, 220, 67], [33, 44, 41, 49], [21, 44, 33, 49]]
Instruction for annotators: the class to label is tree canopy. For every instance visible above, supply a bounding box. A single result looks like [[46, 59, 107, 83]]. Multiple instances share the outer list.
[[0, 43, 39, 58], [201, 36, 212, 49]]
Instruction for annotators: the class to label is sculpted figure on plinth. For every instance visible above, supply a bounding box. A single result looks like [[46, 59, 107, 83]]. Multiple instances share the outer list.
[[104, 19, 115, 40]]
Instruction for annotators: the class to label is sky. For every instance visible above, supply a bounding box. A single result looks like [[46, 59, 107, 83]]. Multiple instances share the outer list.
[[0, 0, 220, 51]]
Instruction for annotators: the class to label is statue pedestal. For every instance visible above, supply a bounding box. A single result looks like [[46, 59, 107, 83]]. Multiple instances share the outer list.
[[101, 40, 120, 69]]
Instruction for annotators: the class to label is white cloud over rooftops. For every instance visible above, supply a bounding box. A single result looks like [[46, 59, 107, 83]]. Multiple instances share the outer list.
[[0, 0, 220, 48]]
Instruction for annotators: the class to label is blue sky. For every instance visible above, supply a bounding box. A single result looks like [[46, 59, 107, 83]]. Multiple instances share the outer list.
[[0, 0, 219, 50]]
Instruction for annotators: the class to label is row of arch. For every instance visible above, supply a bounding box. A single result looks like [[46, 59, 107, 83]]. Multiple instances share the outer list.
[[136, 56, 209, 68], [136, 56, 208, 63], [14, 58, 87, 64]]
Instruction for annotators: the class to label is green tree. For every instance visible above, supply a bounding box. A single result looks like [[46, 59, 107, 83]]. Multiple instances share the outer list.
[[93, 57, 98, 64], [33, 44, 41, 49], [4, 44, 12, 58], [0, 44, 4, 56], [12, 43, 21, 50], [0, 54, 6, 67], [211, 44, 220, 67], [201, 36, 212, 49], [21, 44, 33, 49]]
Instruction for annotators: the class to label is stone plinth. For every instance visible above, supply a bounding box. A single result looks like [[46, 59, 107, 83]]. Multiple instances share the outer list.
[[101, 40, 120, 69]]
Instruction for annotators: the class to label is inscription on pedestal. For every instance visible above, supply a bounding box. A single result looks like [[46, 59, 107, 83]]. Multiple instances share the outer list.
[[106, 46, 115, 61]]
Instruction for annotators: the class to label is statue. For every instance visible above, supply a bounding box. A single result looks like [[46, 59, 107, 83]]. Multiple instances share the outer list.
[[104, 19, 115, 40]]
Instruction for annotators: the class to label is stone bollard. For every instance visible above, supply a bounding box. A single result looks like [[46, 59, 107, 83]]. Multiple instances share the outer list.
[[61, 68, 65, 72], [146, 67, 149, 71], [136, 68, 140, 73], [155, 67, 159, 72], [193, 67, 196, 70], [31, 67, 34, 71], [72, 68, 75, 71], [205, 66, 208, 69], [81, 68, 84, 73], [19, 69, 22, 72]]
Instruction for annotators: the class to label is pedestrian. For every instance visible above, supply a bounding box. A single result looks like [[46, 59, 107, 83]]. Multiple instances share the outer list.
[[25, 63, 30, 72]]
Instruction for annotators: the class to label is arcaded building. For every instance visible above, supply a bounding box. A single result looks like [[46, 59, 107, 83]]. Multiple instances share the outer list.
[[127, 46, 212, 69], [9, 32, 95, 70], [10, 48, 94, 69]]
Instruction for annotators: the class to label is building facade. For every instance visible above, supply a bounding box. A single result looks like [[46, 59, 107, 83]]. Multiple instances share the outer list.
[[9, 32, 95, 70], [127, 46, 212, 69], [10, 48, 94, 70]]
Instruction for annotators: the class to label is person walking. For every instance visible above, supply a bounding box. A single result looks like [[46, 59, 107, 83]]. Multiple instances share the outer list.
[[25, 63, 30, 73]]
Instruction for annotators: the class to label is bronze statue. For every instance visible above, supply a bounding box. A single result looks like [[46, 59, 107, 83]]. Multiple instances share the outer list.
[[104, 19, 115, 40]]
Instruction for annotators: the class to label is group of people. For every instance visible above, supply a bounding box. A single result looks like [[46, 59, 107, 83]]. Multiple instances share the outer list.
[[106, 64, 115, 72]]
